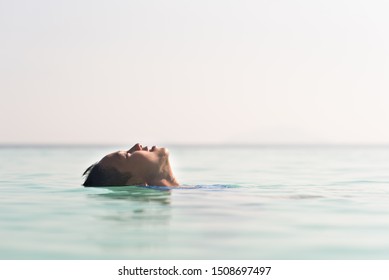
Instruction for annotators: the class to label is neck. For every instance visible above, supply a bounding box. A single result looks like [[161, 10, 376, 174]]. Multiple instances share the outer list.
[[145, 155, 179, 187], [148, 171, 179, 187]]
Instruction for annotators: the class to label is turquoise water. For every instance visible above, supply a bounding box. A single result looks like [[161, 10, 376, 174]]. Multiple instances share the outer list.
[[1, 145, 389, 259]]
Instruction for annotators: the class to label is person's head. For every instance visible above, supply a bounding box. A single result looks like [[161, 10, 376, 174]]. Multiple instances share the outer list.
[[83, 143, 179, 187]]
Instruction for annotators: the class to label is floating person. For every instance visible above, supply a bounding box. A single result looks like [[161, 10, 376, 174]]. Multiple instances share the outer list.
[[83, 143, 179, 187]]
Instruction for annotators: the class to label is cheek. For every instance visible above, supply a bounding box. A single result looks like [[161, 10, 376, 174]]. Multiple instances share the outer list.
[[130, 153, 160, 171]]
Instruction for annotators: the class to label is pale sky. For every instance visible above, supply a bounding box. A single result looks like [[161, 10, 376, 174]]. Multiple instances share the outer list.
[[1, 0, 389, 145]]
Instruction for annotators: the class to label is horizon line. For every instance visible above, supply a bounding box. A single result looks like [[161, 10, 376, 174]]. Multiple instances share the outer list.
[[2, 142, 389, 148]]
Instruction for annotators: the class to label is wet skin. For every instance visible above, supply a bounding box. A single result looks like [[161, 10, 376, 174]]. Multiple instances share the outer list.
[[99, 143, 179, 187]]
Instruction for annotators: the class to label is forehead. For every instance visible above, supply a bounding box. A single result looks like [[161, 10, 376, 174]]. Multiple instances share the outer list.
[[99, 151, 125, 166]]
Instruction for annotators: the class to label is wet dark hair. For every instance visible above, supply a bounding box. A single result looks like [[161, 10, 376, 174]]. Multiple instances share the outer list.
[[82, 163, 132, 187]]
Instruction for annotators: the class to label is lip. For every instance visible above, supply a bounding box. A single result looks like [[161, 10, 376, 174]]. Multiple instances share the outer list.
[[127, 143, 156, 154], [142, 145, 149, 151]]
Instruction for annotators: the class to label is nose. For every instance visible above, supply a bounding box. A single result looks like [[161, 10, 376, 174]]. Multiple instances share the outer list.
[[127, 143, 142, 153]]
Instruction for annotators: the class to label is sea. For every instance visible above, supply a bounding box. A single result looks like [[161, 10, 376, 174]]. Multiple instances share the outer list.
[[1, 144, 389, 259]]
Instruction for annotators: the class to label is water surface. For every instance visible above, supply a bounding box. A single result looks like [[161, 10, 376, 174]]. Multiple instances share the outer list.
[[1, 145, 389, 259]]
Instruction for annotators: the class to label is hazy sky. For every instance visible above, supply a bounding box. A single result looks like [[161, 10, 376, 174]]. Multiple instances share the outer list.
[[1, 0, 389, 144]]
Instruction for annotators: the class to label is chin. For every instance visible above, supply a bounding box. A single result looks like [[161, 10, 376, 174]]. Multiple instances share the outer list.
[[157, 147, 169, 156]]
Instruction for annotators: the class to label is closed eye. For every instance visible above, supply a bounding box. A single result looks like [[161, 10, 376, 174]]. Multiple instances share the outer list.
[[120, 151, 130, 158]]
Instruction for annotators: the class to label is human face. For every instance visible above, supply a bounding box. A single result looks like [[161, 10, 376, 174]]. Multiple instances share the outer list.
[[99, 143, 178, 186]]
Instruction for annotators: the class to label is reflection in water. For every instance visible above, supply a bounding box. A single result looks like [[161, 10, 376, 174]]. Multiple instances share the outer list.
[[95, 186, 171, 205], [84, 186, 173, 258], [88, 186, 172, 225]]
